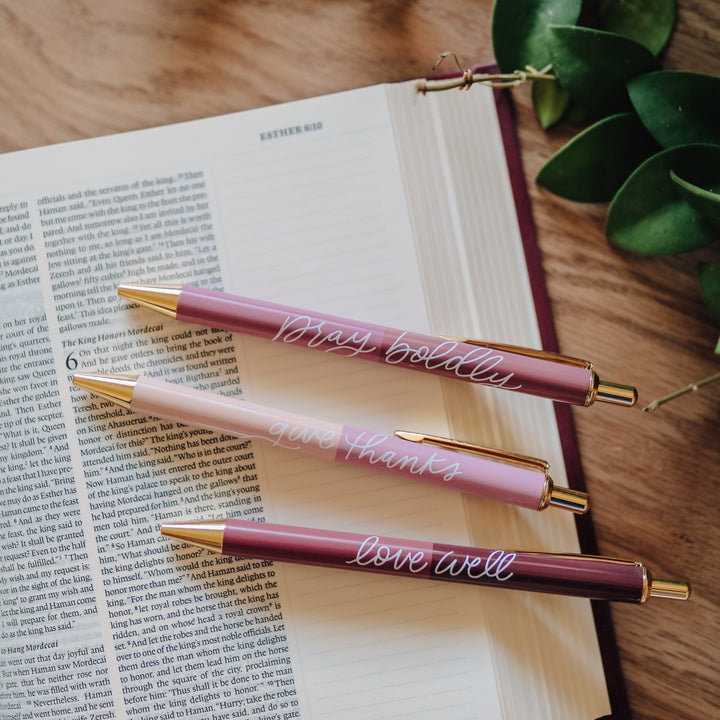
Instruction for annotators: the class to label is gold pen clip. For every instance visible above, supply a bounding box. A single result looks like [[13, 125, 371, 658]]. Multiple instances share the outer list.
[[394, 430, 588, 513], [394, 430, 549, 473], [444, 337, 637, 407], [442, 337, 592, 369]]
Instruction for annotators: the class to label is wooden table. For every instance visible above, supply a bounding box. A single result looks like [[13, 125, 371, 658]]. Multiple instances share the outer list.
[[1, 2, 717, 718]]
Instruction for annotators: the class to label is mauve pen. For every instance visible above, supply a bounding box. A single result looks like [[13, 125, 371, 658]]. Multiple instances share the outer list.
[[161, 518, 690, 603], [73, 372, 588, 513], [117, 283, 637, 407]]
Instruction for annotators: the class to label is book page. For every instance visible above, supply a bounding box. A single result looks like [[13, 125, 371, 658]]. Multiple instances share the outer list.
[[0, 85, 508, 720], [387, 81, 611, 719]]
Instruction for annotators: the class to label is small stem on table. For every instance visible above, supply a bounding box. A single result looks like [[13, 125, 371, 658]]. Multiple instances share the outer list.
[[642, 372, 720, 411]]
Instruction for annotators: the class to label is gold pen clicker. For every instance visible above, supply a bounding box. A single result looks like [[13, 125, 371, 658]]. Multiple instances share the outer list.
[[395, 430, 588, 513]]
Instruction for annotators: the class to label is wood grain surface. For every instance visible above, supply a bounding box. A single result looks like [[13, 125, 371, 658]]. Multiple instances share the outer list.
[[1, 2, 717, 718]]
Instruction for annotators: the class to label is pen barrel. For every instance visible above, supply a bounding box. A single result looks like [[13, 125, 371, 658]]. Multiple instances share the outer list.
[[221, 519, 646, 603], [132, 376, 340, 461], [131, 377, 548, 509], [177, 286, 594, 405]]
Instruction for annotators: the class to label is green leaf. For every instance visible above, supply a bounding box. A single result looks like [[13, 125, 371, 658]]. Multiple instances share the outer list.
[[562, 99, 593, 126], [606, 144, 720, 254], [532, 79, 570, 128], [598, 0, 677, 55], [537, 113, 658, 202], [492, 0, 582, 74], [699, 263, 720, 323], [671, 170, 720, 230], [628, 71, 720, 148], [549, 25, 658, 114]]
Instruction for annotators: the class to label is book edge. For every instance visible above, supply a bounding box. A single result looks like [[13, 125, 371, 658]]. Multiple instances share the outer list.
[[486, 66, 631, 720]]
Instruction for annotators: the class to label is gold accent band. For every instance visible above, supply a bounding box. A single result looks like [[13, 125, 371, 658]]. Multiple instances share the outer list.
[[594, 380, 638, 407], [649, 578, 691, 601], [118, 282, 182, 318], [585, 374, 638, 407], [72, 373, 138, 410], [547, 484, 589, 514], [161, 519, 226, 553]]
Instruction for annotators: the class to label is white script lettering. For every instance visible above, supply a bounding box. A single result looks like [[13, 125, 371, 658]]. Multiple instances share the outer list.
[[346, 537, 516, 583], [268, 421, 338, 451], [383, 333, 522, 389], [434, 549, 516, 582], [342, 432, 463, 483], [272, 315, 378, 357], [346, 536, 430, 573]]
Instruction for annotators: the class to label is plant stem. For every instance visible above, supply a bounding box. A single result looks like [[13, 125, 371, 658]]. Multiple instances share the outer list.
[[641, 372, 720, 411], [416, 58, 555, 93]]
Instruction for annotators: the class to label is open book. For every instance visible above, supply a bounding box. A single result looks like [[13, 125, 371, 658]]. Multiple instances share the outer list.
[[0, 77, 622, 719]]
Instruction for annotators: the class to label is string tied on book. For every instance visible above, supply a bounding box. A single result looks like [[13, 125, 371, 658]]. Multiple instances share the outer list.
[[430, 51, 475, 90], [460, 68, 474, 90], [417, 56, 555, 94], [513, 70, 527, 89]]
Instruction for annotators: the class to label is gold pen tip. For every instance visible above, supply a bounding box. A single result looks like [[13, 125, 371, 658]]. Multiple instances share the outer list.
[[161, 519, 226, 553], [72, 372, 137, 408], [118, 282, 182, 318]]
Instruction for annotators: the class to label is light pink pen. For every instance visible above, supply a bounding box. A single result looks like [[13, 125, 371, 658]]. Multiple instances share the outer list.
[[117, 284, 637, 407], [73, 373, 588, 513]]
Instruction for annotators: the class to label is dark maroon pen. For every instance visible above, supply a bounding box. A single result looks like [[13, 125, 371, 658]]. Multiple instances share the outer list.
[[161, 518, 689, 603]]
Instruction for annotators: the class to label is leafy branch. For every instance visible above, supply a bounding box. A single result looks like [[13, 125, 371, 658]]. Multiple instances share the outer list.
[[426, 0, 720, 408]]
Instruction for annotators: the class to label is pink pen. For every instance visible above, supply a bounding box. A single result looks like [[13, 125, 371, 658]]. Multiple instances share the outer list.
[[73, 373, 588, 513], [117, 283, 637, 407], [160, 518, 690, 603]]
